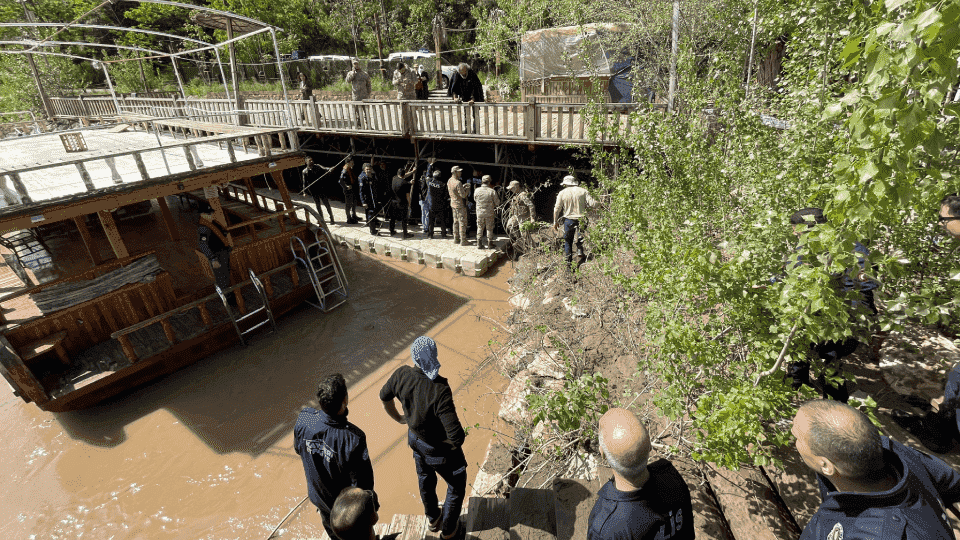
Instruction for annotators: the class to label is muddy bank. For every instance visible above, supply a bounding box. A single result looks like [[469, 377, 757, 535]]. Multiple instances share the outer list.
[[0, 249, 513, 539]]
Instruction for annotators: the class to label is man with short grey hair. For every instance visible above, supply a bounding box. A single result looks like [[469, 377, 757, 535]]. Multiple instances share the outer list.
[[588, 408, 693, 540]]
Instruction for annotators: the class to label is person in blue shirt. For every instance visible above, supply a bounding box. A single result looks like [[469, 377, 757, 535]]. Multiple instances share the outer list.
[[892, 194, 960, 453], [294, 373, 378, 540], [588, 408, 694, 540], [793, 399, 960, 540]]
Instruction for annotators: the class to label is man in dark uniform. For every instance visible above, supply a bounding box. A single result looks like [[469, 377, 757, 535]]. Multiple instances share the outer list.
[[331, 487, 381, 540], [794, 399, 960, 540], [339, 158, 360, 224], [389, 166, 415, 238], [302, 157, 336, 224], [426, 169, 449, 239], [588, 408, 694, 540], [380, 336, 467, 540], [197, 203, 234, 304], [295, 373, 378, 540], [358, 163, 382, 235]]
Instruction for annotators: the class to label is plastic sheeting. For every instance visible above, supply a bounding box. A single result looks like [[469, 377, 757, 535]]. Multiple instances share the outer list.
[[520, 23, 630, 82]]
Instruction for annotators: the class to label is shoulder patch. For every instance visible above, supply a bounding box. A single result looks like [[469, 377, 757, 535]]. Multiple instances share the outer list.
[[827, 522, 842, 540]]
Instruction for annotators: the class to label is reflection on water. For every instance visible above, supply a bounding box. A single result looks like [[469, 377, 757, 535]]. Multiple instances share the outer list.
[[1, 250, 511, 539]]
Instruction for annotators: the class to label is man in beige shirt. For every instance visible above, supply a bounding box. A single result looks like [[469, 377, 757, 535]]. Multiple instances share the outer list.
[[392, 63, 418, 101], [447, 166, 469, 246], [553, 175, 596, 270], [474, 175, 500, 250]]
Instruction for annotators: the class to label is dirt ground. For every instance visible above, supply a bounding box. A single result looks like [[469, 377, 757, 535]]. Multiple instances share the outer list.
[[485, 243, 960, 539]]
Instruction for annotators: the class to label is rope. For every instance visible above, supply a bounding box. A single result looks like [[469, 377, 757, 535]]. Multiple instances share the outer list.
[[300, 154, 350, 195], [264, 495, 308, 540]]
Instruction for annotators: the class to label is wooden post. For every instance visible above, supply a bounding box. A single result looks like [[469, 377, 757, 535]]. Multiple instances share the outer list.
[[204, 192, 233, 247], [243, 177, 261, 210], [97, 210, 130, 260], [155, 196, 180, 241], [73, 215, 104, 265], [0, 342, 49, 404], [271, 170, 295, 218], [525, 97, 538, 141], [8, 172, 31, 204]]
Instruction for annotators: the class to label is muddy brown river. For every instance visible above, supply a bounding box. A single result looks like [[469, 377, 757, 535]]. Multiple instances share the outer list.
[[2, 250, 513, 539]]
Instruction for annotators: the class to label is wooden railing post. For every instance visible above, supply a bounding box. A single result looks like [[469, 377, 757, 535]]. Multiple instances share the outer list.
[[525, 97, 538, 142], [308, 96, 319, 128], [400, 101, 411, 137]]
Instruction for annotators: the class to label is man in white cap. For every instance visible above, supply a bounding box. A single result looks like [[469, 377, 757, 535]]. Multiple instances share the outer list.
[[447, 166, 469, 246], [380, 336, 467, 540], [506, 180, 536, 243], [473, 175, 500, 249], [553, 175, 596, 271]]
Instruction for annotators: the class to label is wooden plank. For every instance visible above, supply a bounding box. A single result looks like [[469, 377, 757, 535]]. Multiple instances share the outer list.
[[97, 210, 129, 260], [72, 215, 105, 265], [155, 196, 180, 242], [0, 335, 49, 404]]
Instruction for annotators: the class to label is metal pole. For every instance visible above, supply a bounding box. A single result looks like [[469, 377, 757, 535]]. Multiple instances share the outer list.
[[226, 18, 242, 115], [745, 0, 759, 98], [19, 0, 53, 119], [171, 55, 187, 100], [269, 28, 291, 127], [668, 0, 679, 112], [100, 62, 122, 114], [212, 47, 233, 104]]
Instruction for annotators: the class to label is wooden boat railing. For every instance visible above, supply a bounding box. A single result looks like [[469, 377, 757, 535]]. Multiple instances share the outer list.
[[110, 260, 301, 362]]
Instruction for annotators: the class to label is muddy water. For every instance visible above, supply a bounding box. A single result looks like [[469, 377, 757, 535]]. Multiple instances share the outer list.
[[1, 249, 513, 539]]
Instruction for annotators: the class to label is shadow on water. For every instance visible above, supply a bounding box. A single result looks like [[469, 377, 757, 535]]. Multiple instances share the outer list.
[[53, 249, 469, 455]]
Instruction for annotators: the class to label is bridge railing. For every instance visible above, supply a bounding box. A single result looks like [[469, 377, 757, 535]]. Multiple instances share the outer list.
[[49, 95, 653, 145]]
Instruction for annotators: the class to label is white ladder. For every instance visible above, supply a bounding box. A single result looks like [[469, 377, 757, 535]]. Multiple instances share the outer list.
[[290, 227, 348, 312], [217, 268, 278, 346]]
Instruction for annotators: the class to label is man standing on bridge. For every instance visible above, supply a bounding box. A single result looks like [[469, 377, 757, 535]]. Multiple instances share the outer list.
[[345, 60, 372, 128], [295, 373, 378, 540], [392, 62, 418, 101], [448, 166, 469, 246], [380, 336, 467, 540]]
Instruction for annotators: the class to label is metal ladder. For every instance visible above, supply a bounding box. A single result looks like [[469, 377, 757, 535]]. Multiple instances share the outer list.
[[217, 268, 278, 346], [290, 225, 349, 312], [0, 230, 54, 272]]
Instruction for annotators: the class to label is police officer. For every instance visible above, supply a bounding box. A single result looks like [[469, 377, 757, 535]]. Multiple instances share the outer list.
[[794, 399, 960, 540], [474, 175, 500, 250], [303, 157, 336, 224], [419, 159, 436, 234], [358, 163, 382, 235], [338, 159, 360, 224], [295, 373, 378, 540], [427, 169, 449, 239]]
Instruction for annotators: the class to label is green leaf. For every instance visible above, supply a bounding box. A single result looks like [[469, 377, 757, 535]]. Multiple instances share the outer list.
[[884, 0, 911, 11], [914, 7, 942, 31]]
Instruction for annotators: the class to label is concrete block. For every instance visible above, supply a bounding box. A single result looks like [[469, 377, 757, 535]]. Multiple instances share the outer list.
[[441, 252, 460, 272], [390, 243, 405, 260], [460, 254, 483, 276], [359, 236, 376, 252], [508, 487, 557, 540], [423, 250, 442, 268], [374, 238, 390, 256], [406, 247, 424, 264]]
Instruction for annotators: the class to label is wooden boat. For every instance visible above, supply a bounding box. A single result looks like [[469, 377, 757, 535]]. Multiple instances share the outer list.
[[0, 125, 347, 411]]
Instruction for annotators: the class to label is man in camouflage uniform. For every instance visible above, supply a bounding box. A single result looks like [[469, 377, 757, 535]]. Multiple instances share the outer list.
[[506, 180, 536, 247], [473, 175, 500, 250], [392, 62, 418, 101], [447, 166, 469, 246], [345, 60, 372, 128]]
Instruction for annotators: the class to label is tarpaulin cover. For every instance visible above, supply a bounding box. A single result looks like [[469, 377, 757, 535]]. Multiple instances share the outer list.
[[520, 23, 630, 82]]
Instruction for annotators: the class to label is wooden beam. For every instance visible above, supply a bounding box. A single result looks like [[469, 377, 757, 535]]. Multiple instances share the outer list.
[[271, 170, 295, 218], [0, 154, 304, 234], [0, 335, 49, 405], [242, 177, 261, 210], [72, 215, 104, 265], [97, 210, 129, 260], [155, 196, 180, 241]]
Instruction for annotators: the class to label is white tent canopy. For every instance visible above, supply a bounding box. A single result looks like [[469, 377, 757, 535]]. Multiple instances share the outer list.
[[520, 23, 631, 82]]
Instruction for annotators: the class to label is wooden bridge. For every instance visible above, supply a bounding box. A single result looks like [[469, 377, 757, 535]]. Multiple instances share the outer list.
[[47, 95, 661, 147]]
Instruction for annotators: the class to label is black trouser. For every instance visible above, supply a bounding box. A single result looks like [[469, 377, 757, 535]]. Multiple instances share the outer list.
[[366, 204, 383, 234], [312, 194, 334, 223], [316, 504, 336, 540], [408, 431, 467, 537], [343, 190, 359, 221], [428, 202, 449, 237], [787, 338, 859, 403]]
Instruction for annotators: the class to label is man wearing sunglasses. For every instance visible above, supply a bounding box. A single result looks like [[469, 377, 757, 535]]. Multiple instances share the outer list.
[[891, 194, 960, 453]]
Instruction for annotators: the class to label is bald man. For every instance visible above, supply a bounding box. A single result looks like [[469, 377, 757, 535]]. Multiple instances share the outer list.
[[793, 399, 960, 540], [588, 408, 693, 540], [331, 487, 380, 540]]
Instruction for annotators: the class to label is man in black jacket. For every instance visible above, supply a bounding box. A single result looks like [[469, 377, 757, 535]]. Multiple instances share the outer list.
[[338, 158, 360, 224], [302, 157, 336, 224], [380, 336, 467, 540], [426, 168, 449, 239], [295, 373, 378, 540], [447, 63, 484, 134]]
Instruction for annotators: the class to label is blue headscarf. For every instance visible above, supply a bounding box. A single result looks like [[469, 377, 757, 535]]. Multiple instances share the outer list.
[[411, 336, 440, 380]]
